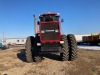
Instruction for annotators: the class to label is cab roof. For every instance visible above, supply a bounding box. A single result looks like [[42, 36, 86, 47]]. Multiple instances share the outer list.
[[40, 12, 60, 17]]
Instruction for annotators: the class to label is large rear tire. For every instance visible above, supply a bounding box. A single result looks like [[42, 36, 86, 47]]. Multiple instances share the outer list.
[[60, 35, 69, 61], [67, 34, 78, 61], [25, 36, 34, 62]]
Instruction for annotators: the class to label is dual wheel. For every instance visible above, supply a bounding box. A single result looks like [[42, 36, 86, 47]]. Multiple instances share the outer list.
[[25, 36, 42, 62], [25, 34, 78, 62], [61, 34, 77, 61]]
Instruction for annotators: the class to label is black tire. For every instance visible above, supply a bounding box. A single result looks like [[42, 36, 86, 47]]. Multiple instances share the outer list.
[[33, 54, 42, 62], [25, 36, 34, 62], [33, 35, 42, 62], [67, 34, 78, 61], [60, 35, 69, 61], [25, 36, 42, 62]]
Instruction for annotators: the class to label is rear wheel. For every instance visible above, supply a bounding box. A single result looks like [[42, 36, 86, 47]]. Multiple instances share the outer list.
[[60, 35, 69, 61], [67, 34, 78, 61]]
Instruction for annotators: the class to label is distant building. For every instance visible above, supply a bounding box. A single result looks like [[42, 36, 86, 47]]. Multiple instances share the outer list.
[[75, 34, 91, 42], [0, 42, 2, 47], [0, 39, 3, 46], [5, 38, 26, 45]]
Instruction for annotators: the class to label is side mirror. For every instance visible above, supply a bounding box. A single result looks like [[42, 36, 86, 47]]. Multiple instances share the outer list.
[[61, 18, 64, 23]]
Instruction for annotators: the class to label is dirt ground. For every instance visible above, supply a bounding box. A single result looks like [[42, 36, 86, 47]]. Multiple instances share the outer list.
[[0, 46, 100, 75]]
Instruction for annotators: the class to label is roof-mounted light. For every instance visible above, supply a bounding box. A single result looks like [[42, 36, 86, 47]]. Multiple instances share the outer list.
[[57, 13, 60, 16], [48, 12, 51, 13]]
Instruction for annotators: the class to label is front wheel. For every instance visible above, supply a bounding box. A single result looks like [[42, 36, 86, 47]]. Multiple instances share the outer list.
[[25, 36, 42, 62], [25, 36, 34, 62], [67, 34, 78, 61], [60, 35, 69, 61]]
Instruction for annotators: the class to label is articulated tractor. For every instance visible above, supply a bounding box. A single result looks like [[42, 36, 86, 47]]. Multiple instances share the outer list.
[[25, 12, 78, 62]]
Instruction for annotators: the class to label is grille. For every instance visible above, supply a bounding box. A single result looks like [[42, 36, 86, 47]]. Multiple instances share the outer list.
[[41, 47, 61, 51], [41, 22, 59, 40]]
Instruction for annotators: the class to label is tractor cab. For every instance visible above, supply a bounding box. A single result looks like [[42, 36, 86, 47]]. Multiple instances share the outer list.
[[39, 12, 60, 22], [39, 12, 61, 43]]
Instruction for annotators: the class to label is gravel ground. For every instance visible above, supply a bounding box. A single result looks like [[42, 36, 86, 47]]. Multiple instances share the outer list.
[[0, 46, 100, 75]]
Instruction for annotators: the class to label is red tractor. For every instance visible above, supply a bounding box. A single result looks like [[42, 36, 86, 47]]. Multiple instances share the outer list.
[[25, 12, 77, 62]]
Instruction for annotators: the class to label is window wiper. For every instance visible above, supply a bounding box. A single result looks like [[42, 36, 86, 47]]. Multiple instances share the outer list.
[[49, 15, 53, 20]]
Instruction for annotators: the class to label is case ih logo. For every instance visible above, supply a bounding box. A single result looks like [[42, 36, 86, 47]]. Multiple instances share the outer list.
[[46, 30, 54, 32]]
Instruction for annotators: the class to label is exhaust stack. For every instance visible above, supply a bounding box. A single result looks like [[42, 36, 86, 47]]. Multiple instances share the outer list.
[[33, 15, 38, 34]]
